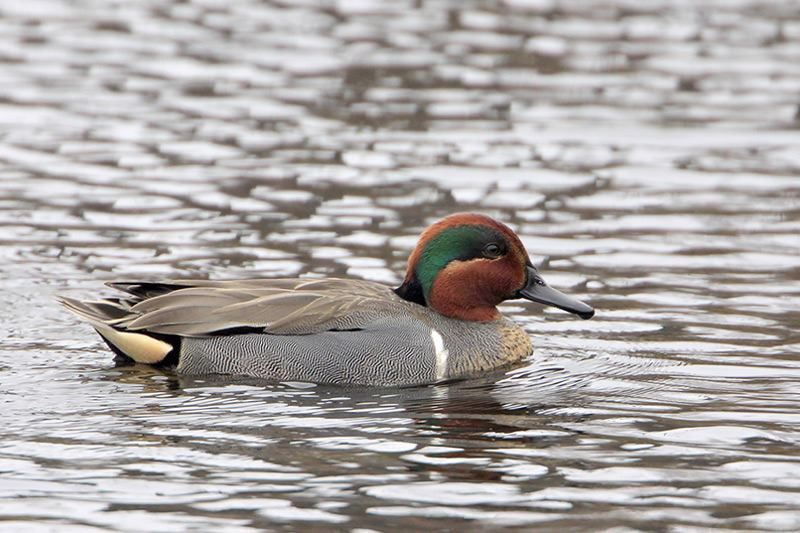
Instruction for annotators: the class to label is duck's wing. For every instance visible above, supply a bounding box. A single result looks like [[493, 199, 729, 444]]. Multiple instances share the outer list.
[[65, 278, 404, 337]]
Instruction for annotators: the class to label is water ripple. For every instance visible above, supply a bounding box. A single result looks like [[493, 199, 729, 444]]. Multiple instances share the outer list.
[[1, 0, 800, 530]]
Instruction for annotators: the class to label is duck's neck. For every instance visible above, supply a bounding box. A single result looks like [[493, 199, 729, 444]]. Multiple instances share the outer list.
[[394, 272, 501, 322], [433, 303, 501, 322], [428, 281, 501, 322]]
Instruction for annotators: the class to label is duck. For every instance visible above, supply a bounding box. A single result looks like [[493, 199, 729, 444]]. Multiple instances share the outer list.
[[59, 212, 594, 386]]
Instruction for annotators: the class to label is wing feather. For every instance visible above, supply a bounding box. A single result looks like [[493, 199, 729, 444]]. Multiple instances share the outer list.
[[88, 277, 404, 337]]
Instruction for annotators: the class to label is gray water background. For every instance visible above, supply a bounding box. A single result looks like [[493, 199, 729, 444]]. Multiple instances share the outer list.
[[1, 0, 800, 530]]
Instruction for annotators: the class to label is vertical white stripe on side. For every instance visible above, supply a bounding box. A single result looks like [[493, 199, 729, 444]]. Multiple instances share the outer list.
[[430, 329, 449, 381]]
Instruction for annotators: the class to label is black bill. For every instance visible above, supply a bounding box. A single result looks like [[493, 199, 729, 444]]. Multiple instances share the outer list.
[[516, 265, 595, 320]]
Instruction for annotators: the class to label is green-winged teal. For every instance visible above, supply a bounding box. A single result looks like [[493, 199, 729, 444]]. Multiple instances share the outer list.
[[59, 213, 594, 386]]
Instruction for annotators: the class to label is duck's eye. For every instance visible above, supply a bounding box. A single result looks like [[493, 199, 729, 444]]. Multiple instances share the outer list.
[[483, 243, 502, 258]]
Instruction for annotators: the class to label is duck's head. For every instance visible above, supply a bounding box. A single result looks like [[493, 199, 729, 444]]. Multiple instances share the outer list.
[[395, 212, 594, 322]]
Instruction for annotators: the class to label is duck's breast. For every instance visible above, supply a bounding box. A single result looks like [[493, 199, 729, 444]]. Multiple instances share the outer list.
[[428, 315, 533, 379]]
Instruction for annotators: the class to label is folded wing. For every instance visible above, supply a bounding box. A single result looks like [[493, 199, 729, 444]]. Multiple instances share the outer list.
[[64, 278, 400, 337]]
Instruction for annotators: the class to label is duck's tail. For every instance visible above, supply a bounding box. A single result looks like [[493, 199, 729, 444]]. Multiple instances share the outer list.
[[57, 295, 175, 364]]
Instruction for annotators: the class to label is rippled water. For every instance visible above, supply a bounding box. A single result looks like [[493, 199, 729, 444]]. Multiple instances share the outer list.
[[2, 0, 800, 530]]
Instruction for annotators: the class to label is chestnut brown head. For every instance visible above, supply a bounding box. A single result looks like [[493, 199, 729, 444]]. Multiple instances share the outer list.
[[395, 213, 594, 322]]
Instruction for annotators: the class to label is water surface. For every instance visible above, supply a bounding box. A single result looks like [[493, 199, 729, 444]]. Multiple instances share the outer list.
[[1, 0, 800, 531]]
